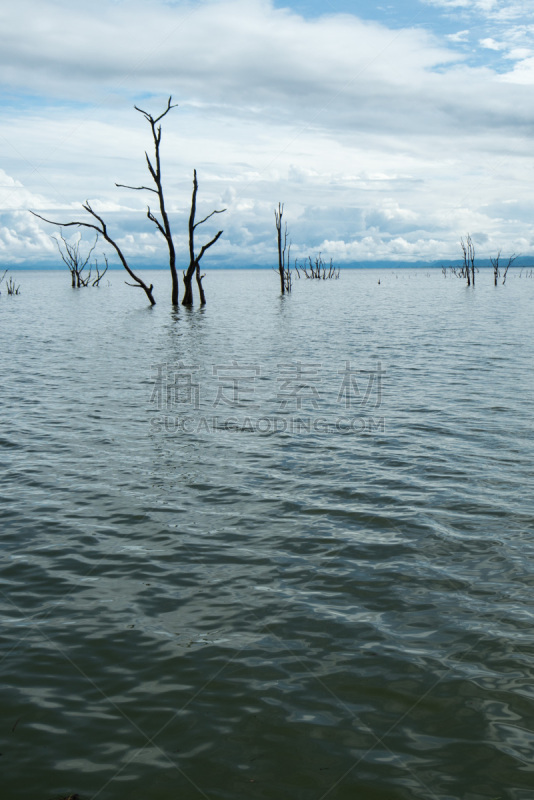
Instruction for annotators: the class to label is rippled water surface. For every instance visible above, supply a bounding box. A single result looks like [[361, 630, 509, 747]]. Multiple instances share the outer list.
[[1, 269, 533, 800]]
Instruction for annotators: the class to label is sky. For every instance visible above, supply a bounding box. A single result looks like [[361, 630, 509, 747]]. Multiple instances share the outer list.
[[2, 0, 534, 269]]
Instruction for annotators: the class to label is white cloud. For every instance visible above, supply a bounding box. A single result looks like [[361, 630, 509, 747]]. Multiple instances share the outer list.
[[499, 55, 534, 83], [0, 169, 50, 211], [479, 37, 505, 50], [1, 0, 534, 266], [447, 30, 470, 42], [422, 0, 527, 12]]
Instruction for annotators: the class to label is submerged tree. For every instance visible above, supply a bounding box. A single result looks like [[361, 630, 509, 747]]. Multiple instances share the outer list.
[[295, 253, 340, 280], [31, 202, 155, 305], [182, 170, 226, 306], [274, 203, 291, 294], [116, 99, 225, 307], [116, 97, 181, 305], [53, 231, 100, 287], [30, 97, 227, 308], [501, 253, 518, 285], [32, 98, 176, 306], [0, 269, 20, 295], [78, 254, 109, 287], [460, 234, 476, 287], [6, 276, 21, 295], [490, 251, 502, 287]]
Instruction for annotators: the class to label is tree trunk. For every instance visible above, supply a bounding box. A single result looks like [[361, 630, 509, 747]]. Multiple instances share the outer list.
[[182, 171, 198, 306], [181, 169, 224, 305], [278, 223, 285, 294], [182, 267, 194, 306], [196, 264, 206, 306], [275, 203, 285, 295], [117, 98, 179, 304], [171, 266, 179, 305]]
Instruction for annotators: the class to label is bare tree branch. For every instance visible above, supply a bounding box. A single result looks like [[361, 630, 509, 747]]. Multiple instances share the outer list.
[[134, 96, 178, 126], [193, 208, 227, 230], [145, 153, 158, 184], [502, 253, 518, 285], [115, 182, 158, 195], [197, 229, 224, 262], [147, 207, 166, 237], [92, 254, 109, 286], [30, 206, 155, 305], [52, 230, 98, 287]]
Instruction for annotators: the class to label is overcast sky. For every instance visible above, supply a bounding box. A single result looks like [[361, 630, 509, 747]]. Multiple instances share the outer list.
[[2, 0, 534, 268]]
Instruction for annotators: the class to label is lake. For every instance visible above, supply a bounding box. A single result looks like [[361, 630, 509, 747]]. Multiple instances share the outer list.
[[1, 267, 533, 800]]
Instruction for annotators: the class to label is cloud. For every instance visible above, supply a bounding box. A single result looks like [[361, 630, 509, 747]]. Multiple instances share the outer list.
[[479, 37, 505, 50], [0, 0, 460, 110], [0, 209, 60, 262], [499, 55, 534, 83], [1, 0, 534, 267], [447, 30, 470, 42], [0, 169, 46, 210]]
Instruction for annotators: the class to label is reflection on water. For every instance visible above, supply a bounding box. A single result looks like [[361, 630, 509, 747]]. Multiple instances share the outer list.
[[1, 269, 533, 800]]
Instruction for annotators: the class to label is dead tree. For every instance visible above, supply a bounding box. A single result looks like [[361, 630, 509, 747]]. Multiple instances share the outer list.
[[76, 254, 109, 287], [460, 234, 476, 286], [297, 253, 340, 280], [0, 270, 20, 295], [53, 231, 98, 287], [91, 255, 109, 287], [490, 251, 501, 286], [6, 276, 21, 295], [116, 97, 180, 304], [30, 203, 155, 305], [274, 203, 291, 294], [182, 169, 225, 306], [502, 253, 518, 285], [490, 251, 517, 285]]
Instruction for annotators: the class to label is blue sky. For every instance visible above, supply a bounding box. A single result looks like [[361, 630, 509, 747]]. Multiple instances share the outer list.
[[2, 0, 534, 268]]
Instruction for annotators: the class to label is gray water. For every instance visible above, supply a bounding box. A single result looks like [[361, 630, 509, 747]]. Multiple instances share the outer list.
[[1, 268, 533, 800]]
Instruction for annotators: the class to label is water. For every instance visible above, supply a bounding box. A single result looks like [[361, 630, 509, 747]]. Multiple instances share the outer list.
[[1, 268, 533, 800]]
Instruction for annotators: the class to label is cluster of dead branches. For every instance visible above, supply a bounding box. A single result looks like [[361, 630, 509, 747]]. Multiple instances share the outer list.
[[32, 202, 155, 304], [53, 232, 108, 287], [441, 234, 477, 283], [489, 251, 518, 286], [274, 205, 340, 293], [295, 253, 340, 280], [442, 264, 476, 280], [460, 234, 476, 286], [0, 269, 20, 295], [442, 237, 521, 285]]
